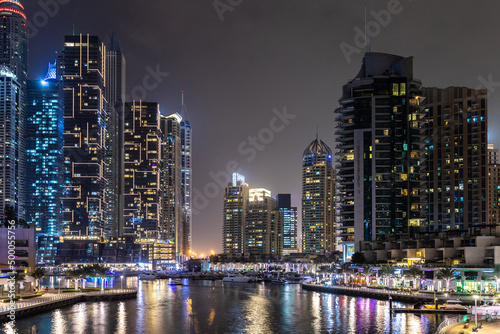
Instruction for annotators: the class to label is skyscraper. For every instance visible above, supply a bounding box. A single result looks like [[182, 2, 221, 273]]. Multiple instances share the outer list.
[[423, 87, 488, 232], [60, 34, 107, 237], [223, 173, 249, 255], [245, 188, 281, 256], [178, 92, 192, 257], [160, 112, 185, 259], [276, 194, 298, 255], [301, 138, 335, 254], [0, 0, 27, 220], [105, 32, 126, 238], [335, 53, 425, 259], [123, 101, 162, 238], [0, 66, 23, 220], [487, 143, 500, 225], [26, 62, 63, 264]]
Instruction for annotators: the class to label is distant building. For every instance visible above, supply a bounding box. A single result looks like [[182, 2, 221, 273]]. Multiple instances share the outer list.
[[423, 87, 488, 232], [302, 138, 335, 254], [179, 93, 192, 258], [26, 63, 63, 265], [276, 194, 298, 255], [335, 52, 425, 260], [223, 173, 249, 255], [245, 188, 281, 256], [487, 143, 500, 225], [60, 34, 108, 238]]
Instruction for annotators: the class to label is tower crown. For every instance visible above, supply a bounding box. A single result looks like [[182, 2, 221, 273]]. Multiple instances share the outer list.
[[0, 0, 25, 19], [303, 138, 332, 157]]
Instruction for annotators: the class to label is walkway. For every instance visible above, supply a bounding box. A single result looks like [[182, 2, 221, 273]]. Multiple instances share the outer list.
[[0, 289, 137, 322], [444, 319, 500, 334]]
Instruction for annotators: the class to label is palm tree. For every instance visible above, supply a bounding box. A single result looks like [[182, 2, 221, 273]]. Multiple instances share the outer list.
[[30, 267, 45, 292], [66, 267, 85, 290], [436, 266, 457, 291], [12, 272, 25, 295], [405, 266, 422, 290], [381, 265, 394, 288], [492, 263, 500, 292], [360, 264, 373, 286]]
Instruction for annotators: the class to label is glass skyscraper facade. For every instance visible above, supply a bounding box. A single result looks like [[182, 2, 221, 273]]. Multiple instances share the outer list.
[[60, 34, 108, 238], [276, 194, 298, 254], [0, 0, 27, 220], [26, 63, 63, 264]]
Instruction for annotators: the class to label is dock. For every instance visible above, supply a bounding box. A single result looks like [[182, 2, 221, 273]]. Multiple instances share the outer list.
[[0, 289, 137, 323], [301, 284, 476, 306], [393, 308, 467, 314]]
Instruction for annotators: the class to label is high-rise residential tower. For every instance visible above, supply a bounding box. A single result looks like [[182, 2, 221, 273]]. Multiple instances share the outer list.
[[423, 87, 488, 232], [0, 1, 27, 220], [0, 66, 23, 220], [302, 138, 335, 254], [123, 101, 162, 238], [26, 62, 63, 264], [487, 143, 500, 226], [245, 188, 281, 256], [160, 112, 185, 259], [178, 92, 192, 257], [105, 32, 126, 238], [60, 34, 107, 237], [223, 173, 249, 255], [276, 194, 298, 255], [335, 52, 425, 258]]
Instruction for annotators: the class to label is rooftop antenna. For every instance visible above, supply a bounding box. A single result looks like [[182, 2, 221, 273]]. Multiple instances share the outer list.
[[364, 2, 370, 52], [316, 126, 319, 141], [181, 90, 184, 105]]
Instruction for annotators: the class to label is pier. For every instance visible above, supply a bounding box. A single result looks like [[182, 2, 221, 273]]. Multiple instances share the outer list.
[[0, 289, 137, 323]]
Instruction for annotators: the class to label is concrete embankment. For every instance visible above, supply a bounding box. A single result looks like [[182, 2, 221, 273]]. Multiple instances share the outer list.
[[0, 289, 137, 323]]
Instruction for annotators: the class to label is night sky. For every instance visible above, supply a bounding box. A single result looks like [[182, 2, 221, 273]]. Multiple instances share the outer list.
[[24, 0, 500, 254]]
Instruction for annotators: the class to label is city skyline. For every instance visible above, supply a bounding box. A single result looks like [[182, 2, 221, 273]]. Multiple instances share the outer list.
[[21, 0, 500, 254]]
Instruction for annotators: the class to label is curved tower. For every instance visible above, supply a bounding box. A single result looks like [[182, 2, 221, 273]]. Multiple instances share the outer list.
[[0, 0, 27, 220], [301, 138, 335, 253]]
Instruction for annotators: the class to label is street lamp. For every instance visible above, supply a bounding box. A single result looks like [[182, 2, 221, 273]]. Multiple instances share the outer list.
[[473, 295, 479, 328], [121, 275, 124, 290], [58, 277, 61, 295]]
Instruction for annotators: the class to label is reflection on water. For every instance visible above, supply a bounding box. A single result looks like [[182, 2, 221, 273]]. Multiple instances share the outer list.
[[5, 280, 446, 334]]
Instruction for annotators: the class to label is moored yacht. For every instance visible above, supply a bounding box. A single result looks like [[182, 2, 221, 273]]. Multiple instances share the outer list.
[[222, 273, 250, 283]]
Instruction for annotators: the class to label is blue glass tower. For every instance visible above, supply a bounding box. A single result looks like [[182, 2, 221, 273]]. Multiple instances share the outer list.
[[276, 194, 298, 254], [26, 61, 63, 264]]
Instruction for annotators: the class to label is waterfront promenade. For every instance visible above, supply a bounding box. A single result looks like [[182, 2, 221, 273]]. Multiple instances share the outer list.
[[302, 283, 481, 306], [0, 289, 137, 323]]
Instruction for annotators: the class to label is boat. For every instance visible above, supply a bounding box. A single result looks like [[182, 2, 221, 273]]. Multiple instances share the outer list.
[[439, 300, 466, 310], [138, 273, 157, 280], [222, 273, 250, 283], [271, 272, 287, 285], [168, 279, 183, 285]]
